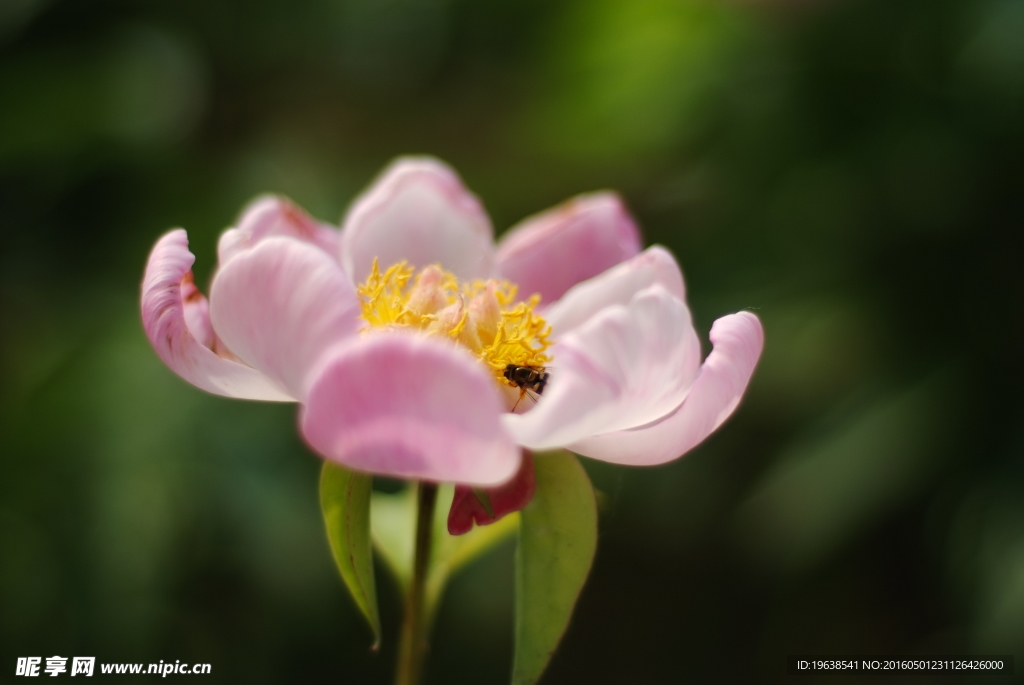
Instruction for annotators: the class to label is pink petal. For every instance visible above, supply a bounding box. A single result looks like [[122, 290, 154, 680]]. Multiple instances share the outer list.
[[569, 312, 764, 465], [209, 237, 361, 400], [542, 246, 685, 336], [496, 192, 641, 305], [300, 333, 520, 485], [180, 272, 215, 349], [217, 195, 340, 264], [447, 451, 536, 535], [504, 285, 701, 449], [339, 157, 496, 283], [140, 230, 293, 401]]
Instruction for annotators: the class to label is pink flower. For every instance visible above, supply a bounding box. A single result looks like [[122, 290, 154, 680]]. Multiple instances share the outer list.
[[142, 158, 763, 531]]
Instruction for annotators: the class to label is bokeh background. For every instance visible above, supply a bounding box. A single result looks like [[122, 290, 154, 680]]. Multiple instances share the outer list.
[[2, 0, 1023, 682]]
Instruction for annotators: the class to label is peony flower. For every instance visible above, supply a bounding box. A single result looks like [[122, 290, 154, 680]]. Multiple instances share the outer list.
[[141, 157, 763, 534]]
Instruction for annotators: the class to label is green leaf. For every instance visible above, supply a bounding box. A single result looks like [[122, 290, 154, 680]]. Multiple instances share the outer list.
[[512, 451, 598, 685], [319, 462, 380, 649], [368, 485, 417, 592], [371, 484, 520, 623]]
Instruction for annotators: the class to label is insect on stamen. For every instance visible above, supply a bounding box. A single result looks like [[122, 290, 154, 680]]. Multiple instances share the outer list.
[[504, 363, 549, 413]]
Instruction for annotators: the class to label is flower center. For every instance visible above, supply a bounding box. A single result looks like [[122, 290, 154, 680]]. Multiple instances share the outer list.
[[357, 259, 552, 388]]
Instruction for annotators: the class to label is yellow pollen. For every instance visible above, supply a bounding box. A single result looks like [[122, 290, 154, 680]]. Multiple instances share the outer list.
[[357, 259, 552, 386]]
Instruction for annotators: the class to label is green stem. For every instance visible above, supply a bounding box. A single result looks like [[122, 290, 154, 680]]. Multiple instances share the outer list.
[[395, 481, 438, 685]]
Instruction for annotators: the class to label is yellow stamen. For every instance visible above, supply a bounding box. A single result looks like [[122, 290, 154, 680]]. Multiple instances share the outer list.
[[358, 258, 552, 387]]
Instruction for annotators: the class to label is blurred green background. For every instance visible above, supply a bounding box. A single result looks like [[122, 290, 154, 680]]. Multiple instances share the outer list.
[[2, 0, 1023, 682]]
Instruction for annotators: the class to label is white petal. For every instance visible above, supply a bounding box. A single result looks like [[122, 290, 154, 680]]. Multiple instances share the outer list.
[[504, 285, 700, 449], [209, 237, 361, 400], [569, 312, 764, 465]]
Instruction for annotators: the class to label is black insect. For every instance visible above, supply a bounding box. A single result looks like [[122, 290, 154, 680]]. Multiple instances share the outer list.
[[503, 363, 549, 412]]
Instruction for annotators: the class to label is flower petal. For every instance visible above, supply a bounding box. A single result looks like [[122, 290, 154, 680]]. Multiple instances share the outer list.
[[209, 237, 361, 400], [180, 272, 215, 349], [447, 451, 536, 535], [339, 157, 495, 283], [569, 312, 764, 465], [301, 333, 520, 485], [217, 195, 340, 264], [141, 230, 293, 401], [496, 192, 641, 305], [504, 285, 701, 449], [542, 245, 685, 337]]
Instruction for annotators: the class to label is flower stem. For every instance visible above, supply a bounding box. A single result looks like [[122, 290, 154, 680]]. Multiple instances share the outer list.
[[395, 481, 438, 685]]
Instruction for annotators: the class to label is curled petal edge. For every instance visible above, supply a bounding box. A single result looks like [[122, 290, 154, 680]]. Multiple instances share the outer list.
[[218, 195, 341, 265], [141, 230, 294, 401], [567, 311, 764, 465]]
